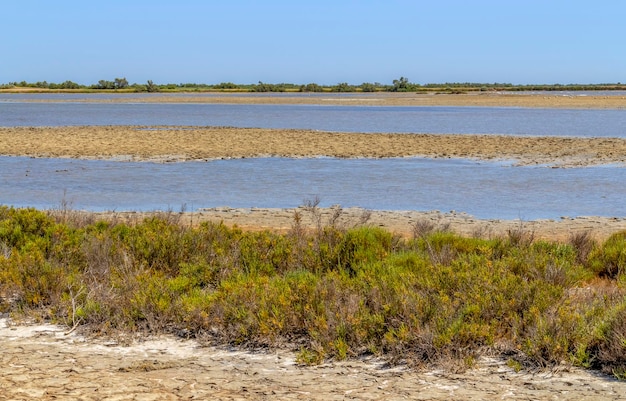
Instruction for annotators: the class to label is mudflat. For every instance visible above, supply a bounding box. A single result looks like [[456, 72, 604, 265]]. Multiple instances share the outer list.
[[5, 90, 626, 109], [88, 207, 626, 243], [2, 126, 626, 167]]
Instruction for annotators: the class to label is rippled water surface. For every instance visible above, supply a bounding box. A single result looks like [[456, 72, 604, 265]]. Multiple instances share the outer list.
[[0, 94, 624, 218], [1, 98, 625, 137], [1, 156, 624, 220]]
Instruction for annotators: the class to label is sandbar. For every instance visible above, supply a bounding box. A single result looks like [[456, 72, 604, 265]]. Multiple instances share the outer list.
[[1, 125, 626, 167], [3, 90, 626, 109]]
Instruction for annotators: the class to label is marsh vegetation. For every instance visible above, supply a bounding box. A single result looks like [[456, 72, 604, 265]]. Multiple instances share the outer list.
[[0, 205, 625, 378]]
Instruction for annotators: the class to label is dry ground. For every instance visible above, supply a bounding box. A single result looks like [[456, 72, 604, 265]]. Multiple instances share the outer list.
[[128, 92, 626, 109], [2, 318, 626, 401]]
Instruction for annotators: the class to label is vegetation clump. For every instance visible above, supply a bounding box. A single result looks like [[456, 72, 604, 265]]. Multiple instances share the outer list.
[[4, 78, 625, 93], [0, 206, 625, 378]]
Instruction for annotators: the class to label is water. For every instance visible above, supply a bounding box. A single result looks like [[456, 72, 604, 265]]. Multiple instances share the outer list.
[[1, 101, 625, 137], [1, 156, 623, 220], [0, 94, 624, 218], [0, 92, 392, 101]]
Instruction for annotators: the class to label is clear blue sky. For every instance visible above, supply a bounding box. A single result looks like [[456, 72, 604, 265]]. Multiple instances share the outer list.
[[2, 0, 624, 86]]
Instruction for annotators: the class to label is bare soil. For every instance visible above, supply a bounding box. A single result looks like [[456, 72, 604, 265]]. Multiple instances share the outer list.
[[2, 318, 625, 400]]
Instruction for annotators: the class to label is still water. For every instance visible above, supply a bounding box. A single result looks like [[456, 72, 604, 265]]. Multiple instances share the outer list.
[[1, 156, 624, 220], [1, 100, 625, 137], [0, 95, 624, 218]]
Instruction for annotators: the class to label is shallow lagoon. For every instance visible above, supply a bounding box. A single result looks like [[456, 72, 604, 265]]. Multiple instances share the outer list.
[[1, 156, 624, 220], [1, 95, 624, 219], [1, 99, 626, 137]]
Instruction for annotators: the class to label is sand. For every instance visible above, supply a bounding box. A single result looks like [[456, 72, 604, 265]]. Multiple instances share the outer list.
[[85, 207, 625, 244], [3, 90, 626, 109], [2, 126, 626, 167], [2, 317, 625, 400]]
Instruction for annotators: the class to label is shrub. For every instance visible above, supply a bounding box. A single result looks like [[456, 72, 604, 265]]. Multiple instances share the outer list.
[[587, 302, 626, 377], [360, 82, 377, 92], [1, 207, 626, 376], [331, 82, 355, 92], [300, 83, 324, 92], [569, 230, 596, 265], [588, 231, 626, 278]]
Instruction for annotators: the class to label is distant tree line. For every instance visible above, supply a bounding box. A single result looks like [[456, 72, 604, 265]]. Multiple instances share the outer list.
[[1, 78, 625, 93]]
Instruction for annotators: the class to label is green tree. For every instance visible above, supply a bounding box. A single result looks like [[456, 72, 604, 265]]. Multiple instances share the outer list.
[[96, 80, 115, 89], [360, 82, 376, 92], [252, 81, 285, 92], [391, 76, 410, 92], [53, 80, 80, 89], [300, 83, 323, 92], [253, 81, 270, 92], [331, 82, 355, 92], [214, 82, 239, 89], [114, 77, 129, 89], [146, 80, 159, 92]]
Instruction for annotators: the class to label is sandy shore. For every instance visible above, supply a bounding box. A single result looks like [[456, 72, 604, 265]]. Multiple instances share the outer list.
[[122, 92, 626, 109], [3, 90, 626, 109], [2, 318, 625, 400], [2, 126, 626, 167], [85, 207, 625, 243]]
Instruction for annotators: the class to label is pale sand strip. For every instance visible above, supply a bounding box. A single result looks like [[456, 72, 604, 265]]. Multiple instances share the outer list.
[[2, 126, 626, 167], [123, 93, 626, 109], [3, 317, 625, 400], [4, 90, 626, 109], [82, 208, 626, 243]]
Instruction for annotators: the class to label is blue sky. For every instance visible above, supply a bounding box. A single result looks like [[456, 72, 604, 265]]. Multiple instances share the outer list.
[[2, 1, 624, 86]]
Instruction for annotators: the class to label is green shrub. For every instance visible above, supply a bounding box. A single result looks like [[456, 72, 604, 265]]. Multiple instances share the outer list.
[[588, 231, 626, 278], [0, 207, 56, 251], [1, 207, 626, 376], [6, 249, 66, 308], [335, 227, 393, 275], [586, 302, 626, 377]]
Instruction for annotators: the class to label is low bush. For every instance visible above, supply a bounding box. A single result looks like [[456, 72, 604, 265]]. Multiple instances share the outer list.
[[588, 302, 626, 378], [1, 206, 625, 377], [588, 231, 626, 278]]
